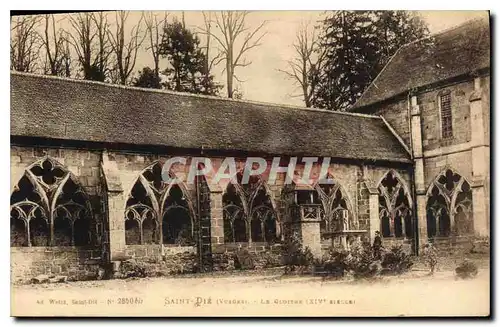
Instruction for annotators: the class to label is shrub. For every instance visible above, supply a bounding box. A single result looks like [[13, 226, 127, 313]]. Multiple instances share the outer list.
[[213, 252, 235, 271], [347, 241, 381, 279], [322, 249, 350, 278], [119, 259, 149, 278], [281, 232, 314, 273], [261, 251, 283, 268], [455, 260, 478, 279], [381, 244, 414, 275], [233, 249, 255, 270], [421, 243, 438, 275]]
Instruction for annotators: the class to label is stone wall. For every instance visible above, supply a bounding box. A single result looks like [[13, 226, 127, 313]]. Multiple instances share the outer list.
[[11, 246, 100, 282], [10, 146, 106, 282], [359, 75, 490, 245], [369, 99, 411, 147], [419, 81, 474, 151], [10, 143, 415, 280], [212, 242, 282, 271]]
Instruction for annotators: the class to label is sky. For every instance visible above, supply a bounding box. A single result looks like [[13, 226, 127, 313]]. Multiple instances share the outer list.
[[27, 10, 489, 107]]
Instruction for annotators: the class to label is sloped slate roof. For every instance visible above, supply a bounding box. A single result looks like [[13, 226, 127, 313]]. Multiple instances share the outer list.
[[11, 72, 411, 163], [353, 16, 490, 110]]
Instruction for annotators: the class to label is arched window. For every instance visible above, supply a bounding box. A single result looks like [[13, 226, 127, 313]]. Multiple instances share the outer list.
[[223, 175, 278, 243], [314, 173, 352, 238], [124, 161, 194, 246], [162, 185, 193, 245], [249, 185, 278, 243], [223, 183, 247, 243], [427, 169, 473, 239], [125, 181, 156, 245], [10, 157, 93, 247], [378, 171, 412, 238]]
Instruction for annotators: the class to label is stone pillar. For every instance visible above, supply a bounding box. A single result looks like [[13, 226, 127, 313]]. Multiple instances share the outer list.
[[411, 95, 428, 246], [293, 205, 322, 258], [209, 190, 225, 253], [367, 187, 380, 244], [469, 77, 489, 237], [101, 151, 126, 262]]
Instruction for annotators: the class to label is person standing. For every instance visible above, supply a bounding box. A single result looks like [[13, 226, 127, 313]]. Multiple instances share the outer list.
[[373, 231, 383, 260]]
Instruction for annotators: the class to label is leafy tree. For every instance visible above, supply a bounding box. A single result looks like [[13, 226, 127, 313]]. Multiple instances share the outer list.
[[312, 11, 429, 111], [159, 20, 221, 95], [133, 66, 163, 89]]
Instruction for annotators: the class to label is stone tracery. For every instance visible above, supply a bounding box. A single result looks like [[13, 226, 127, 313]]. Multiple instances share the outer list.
[[10, 157, 93, 247]]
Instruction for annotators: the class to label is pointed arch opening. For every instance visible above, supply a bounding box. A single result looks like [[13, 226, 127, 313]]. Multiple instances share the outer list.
[[223, 174, 279, 244], [426, 168, 473, 239], [313, 173, 353, 239], [223, 183, 248, 243], [10, 157, 93, 247], [124, 161, 195, 246], [162, 184, 193, 245], [378, 171, 413, 239]]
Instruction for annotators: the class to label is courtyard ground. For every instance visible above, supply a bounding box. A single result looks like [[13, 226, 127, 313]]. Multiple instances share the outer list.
[[11, 264, 490, 317]]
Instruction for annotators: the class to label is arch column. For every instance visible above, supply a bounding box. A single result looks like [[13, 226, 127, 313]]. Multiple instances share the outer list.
[[101, 151, 126, 262], [209, 190, 224, 252], [470, 77, 489, 237], [367, 186, 380, 243], [410, 95, 428, 248]]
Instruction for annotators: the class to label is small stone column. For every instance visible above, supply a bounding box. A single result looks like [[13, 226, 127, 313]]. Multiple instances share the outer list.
[[101, 152, 126, 262], [367, 186, 380, 244], [292, 205, 322, 258], [209, 190, 225, 253], [469, 77, 489, 237], [410, 95, 428, 246]]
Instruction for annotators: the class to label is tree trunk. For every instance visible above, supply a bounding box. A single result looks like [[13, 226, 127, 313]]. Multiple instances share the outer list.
[[226, 60, 233, 98]]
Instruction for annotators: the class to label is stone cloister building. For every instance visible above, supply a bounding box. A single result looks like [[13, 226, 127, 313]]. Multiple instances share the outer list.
[[10, 18, 489, 281]]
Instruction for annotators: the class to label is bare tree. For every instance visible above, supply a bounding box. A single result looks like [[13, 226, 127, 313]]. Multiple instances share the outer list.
[[144, 12, 168, 79], [10, 15, 43, 73], [278, 21, 325, 107], [92, 12, 113, 81], [108, 11, 146, 85], [201, 11, 222, 90], [40, 14, 67, 76], [200, 11, 267, 98], [60, 37, 73, 77], [67, 12, 112, 81]]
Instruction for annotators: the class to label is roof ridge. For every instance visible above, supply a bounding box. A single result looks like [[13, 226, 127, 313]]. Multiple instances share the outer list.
[[350, 42, 404, 110], [10, 70, 381, 119], [393, 13, 490, 50]]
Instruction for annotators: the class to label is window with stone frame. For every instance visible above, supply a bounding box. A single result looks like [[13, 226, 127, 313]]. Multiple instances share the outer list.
[[10, 157, 93, 247], [440, 92, 453, 139], [124, 161, 194, 246], [223, 174, 278, 243], [223, 183, 248, 243], [426, 169, 473, 239], [378, 171, 413, 238], [314, 173, 352, 239]]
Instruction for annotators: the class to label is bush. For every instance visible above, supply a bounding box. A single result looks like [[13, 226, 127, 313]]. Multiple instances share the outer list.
[[347, 240, 381, 279], [455, 260, 478, 279], [118, 259, 149, 278], [261, 251, 283, 268], [281, 232, 314, 274], [233, 249, 255, 270], [321, 249, 350, 278], [421, 243, 438, 275], [381, 244, 414, 275]]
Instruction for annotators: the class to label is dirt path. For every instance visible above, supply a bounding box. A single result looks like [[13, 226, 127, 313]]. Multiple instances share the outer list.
[[11, 269, 490, 317]]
